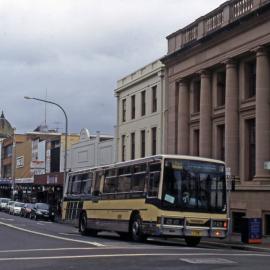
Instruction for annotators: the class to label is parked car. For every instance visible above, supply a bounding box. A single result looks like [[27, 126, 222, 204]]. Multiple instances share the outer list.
[[13, 202, 25, 215], [21, 203, 34, 218], [7, 201, 15, 214], [30, 203, 55, 221], [0, 198, 10, 211]]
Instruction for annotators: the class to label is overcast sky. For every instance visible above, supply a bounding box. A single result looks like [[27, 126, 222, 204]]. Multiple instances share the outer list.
[[0, 0, 225, 135]]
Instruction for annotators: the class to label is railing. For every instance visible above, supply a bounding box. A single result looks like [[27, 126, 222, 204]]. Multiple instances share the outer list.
[[182, 25, 198, 45], [206, 11, 224, 32], [168, 0, 269, 53], [231, 0, 253, 18]]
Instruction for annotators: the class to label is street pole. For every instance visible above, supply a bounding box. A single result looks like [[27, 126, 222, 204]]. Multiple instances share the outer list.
[[24, 96, 68, 198]]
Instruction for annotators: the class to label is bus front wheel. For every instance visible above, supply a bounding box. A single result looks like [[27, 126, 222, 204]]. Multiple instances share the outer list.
[[129, 214, 147, 242], [79, 212, 97, 237], [79, 212, 88, 235], [184, 236, 201, 247]]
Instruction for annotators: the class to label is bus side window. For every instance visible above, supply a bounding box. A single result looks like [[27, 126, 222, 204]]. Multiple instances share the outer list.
[[131, 173, 146, 192], [148, 172, 160, 197], [81, 173, 92, 194], [71, 176, 81, 195], [67, 176, 74, 195], [93, 171, 103, 196], [148, 162, 161, 197], [117, 176, 130, 192], [103, 177, 117, 193]]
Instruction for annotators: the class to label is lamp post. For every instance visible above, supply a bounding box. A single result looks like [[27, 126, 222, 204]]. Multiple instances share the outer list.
[[24, 96, 68, 197]]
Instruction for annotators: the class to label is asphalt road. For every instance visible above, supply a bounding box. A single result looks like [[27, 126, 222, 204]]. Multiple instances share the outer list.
[[0, 211, 270, 270]]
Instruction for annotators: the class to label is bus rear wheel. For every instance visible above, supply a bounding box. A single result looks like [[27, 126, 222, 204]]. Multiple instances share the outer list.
[[184, 236, 201, 247], [129, 214, 147, 242]]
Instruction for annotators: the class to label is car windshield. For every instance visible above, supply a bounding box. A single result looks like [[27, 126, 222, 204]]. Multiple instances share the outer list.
[[1, 199, 9, 203], [162, 159, 226, 213], [37, 203, 50, 210]]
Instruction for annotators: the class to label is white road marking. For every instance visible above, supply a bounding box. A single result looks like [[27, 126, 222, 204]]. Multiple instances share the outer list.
[[36, 222, 45, 226], [0, 252, 269, 261], [181, 258, 237, 264], [0, 221, 104, 247], [0, 246, 206, 253], [0, 218, 14, 221]]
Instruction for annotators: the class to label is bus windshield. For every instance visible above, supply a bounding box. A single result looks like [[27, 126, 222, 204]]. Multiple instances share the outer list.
[[162, 159, 226, 213]]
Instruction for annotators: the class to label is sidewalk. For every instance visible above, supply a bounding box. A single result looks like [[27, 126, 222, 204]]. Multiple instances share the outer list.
[[201, 234, 270, 252]]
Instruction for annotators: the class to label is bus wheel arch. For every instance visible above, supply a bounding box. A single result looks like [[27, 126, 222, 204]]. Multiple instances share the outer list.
[[129, 211, 147, 242]]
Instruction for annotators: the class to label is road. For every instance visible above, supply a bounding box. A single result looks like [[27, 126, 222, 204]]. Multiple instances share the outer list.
[[0, 211, 270, 270]]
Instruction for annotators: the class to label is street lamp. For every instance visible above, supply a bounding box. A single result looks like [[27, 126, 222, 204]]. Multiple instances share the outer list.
[[24, 96, 68, 196]]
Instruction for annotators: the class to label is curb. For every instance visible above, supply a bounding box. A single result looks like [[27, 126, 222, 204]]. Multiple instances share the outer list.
[[201, 240, 270, 253]]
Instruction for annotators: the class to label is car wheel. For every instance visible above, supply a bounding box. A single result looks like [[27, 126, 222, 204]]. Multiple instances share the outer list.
[[129, 213, 147, 242], [79, 212, 97, 236]]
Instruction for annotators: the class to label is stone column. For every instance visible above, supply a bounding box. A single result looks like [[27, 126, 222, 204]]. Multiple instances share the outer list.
[[199, 70, 212, 158], [255, 47, 270, 179], [177, 80, 190, 155], [225, 60, 239, 176]]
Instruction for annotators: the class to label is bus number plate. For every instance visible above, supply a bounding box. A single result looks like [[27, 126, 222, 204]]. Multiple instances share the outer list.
[[191, 231, 202, 237]]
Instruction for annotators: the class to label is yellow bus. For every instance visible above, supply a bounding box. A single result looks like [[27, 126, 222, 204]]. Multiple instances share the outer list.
[[62, 155, 228, 246]]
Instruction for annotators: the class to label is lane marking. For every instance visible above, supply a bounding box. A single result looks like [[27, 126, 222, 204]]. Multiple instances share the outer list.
[[181, 258, 237, 264], [0, 218, 14, 221], [0, 246, 207, 253], [0, 221, 104, 247], [0, 252, 270, 261]]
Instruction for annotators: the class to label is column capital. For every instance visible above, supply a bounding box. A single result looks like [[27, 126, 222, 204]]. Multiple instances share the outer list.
[[199, 69, 211, 78], [224, 58, 237, 68], [252, 46, 268, 57]]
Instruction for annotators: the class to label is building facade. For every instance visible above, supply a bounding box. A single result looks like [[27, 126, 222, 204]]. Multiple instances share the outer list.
[[0, 131, 80, 204], [67, 128, 115, 171], [115, 60, 166, 162], [162, 0, 270, 235]]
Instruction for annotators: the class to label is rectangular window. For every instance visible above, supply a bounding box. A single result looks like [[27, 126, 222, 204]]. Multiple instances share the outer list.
[[131, 132, 135, 160], [217, 71, 226, 106], [217, 124, 225, 161], [121, 135, 126, 162], [245, 60, 256, 99], [141, 91, 146, 116], [193, 80, 201, 113], [193, 129, 200, 156], [131, 95, 135, 119], [247, 119, 255, 180], [122, 99, 126, 122], [141, 130, 145, 158], [151, 127, 157, 155], [152, 85, 157, 113]]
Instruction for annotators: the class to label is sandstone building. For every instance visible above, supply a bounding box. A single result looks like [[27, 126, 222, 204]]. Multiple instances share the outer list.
[[162, 0, 270, 235]]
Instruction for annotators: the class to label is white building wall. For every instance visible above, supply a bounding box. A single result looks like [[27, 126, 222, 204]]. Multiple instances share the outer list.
[[66, 129, 115, 171], [115, 60, 165, 162]]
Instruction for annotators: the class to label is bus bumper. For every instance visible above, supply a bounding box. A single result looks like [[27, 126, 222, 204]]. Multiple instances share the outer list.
[[143, 223, 227, 239]]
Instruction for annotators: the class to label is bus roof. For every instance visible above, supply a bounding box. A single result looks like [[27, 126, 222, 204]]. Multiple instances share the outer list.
[[67, 155, 225, 175]]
